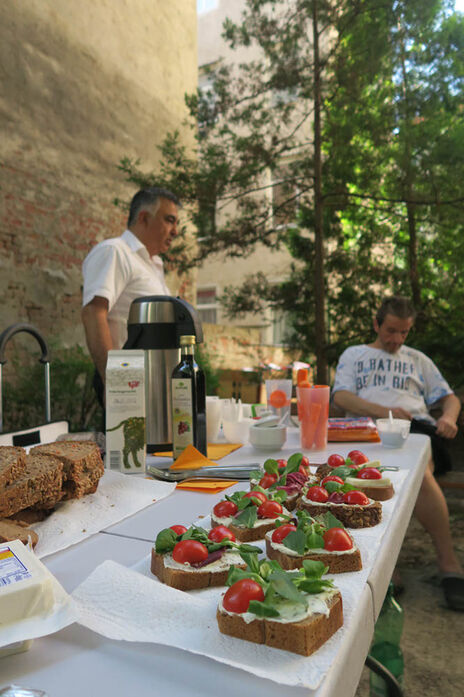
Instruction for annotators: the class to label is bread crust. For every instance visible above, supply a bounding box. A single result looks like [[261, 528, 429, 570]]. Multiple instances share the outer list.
[[31, 441, 104, 499], [265, 537, 362, 573], [0, 454, 64, 518], [0, 446, 27, 488], [297, 498, 382, 528], [150, 548, 246, 590], [0, 518, 39, 548], [349, 483, 394, 501], [217, 591, 343, 655], [211, 518, 277, 542]]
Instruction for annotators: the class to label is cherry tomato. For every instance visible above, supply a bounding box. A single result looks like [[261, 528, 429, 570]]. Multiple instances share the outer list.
[[223, 578, 265, 613], [172, 539, 208, 564], [356, 467, 382, 480], [259, 473, 278, 489], [323, 528, 353, 551], [321, 475, 344, 486], [208, 525, 236, 543], [306, 486, 329, 503], [348, 450, 369, 465], [271, 524, 297, 543], [298, 464, 309, 477], [243, 491, 267, 506], [257, 500, 283, 519], [328, 491, 345, 503], [213, 500, 238, 518], [169, 525, 188, 535], [343, 490, 370, 505], [300, 455, 310, 469], [328, 453, 345, 468], [277, 458, 287, 469]]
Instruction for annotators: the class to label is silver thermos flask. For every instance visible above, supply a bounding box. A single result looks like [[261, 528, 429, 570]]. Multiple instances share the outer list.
[[123, 296, 203, 453]]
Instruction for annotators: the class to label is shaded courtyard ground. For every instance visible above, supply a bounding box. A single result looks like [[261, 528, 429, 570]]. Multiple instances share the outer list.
[[355, 435, 464, 697]]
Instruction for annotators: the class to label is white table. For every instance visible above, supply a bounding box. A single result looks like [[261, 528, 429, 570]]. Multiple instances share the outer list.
[[0, 432, 430, 697]]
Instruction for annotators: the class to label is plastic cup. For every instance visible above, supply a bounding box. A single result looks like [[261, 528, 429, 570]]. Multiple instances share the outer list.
[[297, 385, 330, 450], [265, 379, 292, 425], [206, 396, 222, 443]]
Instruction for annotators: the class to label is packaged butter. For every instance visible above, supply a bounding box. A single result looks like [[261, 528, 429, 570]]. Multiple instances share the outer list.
[[0, 539, 56, 657], [105, 349, 146, 473]]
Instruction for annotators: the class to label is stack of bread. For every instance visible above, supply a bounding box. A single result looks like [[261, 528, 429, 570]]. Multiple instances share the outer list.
[[0, 441, 104, 547]]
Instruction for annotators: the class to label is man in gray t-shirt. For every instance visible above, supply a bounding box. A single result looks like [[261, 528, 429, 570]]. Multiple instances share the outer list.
[[332, 296, 463, 610]]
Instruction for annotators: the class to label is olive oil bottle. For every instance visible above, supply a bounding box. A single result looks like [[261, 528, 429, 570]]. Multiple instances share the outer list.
[[171, 335, 207, 458]]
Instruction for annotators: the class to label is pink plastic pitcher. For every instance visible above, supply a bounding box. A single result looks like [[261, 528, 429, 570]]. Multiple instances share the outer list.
[[297, 385, 330, 450]]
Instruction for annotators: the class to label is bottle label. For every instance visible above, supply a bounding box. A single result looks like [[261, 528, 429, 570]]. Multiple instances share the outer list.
[[172, 378, 194, 457]]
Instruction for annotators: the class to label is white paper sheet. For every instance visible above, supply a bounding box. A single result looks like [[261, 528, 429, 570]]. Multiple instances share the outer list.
[[32, 471, 176, 558]]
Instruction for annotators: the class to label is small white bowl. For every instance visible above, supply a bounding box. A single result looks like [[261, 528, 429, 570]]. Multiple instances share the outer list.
[[376, 418, 411, 449], [249, 423, 287, 452]]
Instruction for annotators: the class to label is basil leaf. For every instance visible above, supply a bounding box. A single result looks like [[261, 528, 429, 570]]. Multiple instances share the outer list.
[[286, 452, 303, 474], [281, 529, 306, 555], [269, 570, 307, 604], [324, 481, 342, 494], [248, 600, 280, 618], [306, 532, 324, 549], [264, 458, 279, 475], [234, 505, 257, 528], [329, 465, 352, 479], [237, 544, 261, 554], [155, 528, 178, 554]]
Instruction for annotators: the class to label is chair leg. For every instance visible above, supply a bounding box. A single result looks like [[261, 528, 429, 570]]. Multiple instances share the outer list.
[[365, 654, 404, 697]]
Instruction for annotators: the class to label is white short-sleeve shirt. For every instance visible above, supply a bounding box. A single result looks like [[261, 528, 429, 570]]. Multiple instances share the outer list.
[[332, 344, 453, 423], [82, 229, 170, 349]]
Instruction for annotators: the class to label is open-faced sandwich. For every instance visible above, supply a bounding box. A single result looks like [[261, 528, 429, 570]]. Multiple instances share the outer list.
[[316, 451, 395, 502], [265, 509, 362, 573], [249, 452, 320, 510], [211, 488, 291, 541], [217, 554, 343, 655], [298, 476, 382, 528], [151, 524, 260, 590]]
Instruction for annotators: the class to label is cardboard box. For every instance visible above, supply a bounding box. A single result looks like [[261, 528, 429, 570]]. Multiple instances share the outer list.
[[105, 350, 146, 473]]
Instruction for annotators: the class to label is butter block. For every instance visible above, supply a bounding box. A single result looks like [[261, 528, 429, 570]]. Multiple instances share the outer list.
[[0, 540, 54, 626]]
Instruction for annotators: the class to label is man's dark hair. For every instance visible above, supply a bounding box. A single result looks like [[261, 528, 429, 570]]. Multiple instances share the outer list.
[[127, 187, 181, 227], [376, 295, 417, 326]]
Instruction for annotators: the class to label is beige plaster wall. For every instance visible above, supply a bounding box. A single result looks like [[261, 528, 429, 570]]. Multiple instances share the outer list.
[[0, 0, 197, 349]]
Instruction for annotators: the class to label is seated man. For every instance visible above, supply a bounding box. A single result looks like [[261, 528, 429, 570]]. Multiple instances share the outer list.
[[332, 295, 463, 611]]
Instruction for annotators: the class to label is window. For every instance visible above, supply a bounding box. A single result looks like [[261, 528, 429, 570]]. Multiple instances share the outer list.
[[271, 309, 292, 346], [197, 0, 218, 14], [196, 286, 218, 324], [272, 169, 299, 228]]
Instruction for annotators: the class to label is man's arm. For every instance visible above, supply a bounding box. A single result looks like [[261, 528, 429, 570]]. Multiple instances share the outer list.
[[433, 393, 461, 439], [81, 296, 112, 382], [333, 390, 413, 420]]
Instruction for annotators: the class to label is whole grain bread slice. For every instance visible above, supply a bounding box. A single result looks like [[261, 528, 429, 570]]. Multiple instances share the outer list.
[[265, 536, 362, 573], [297, 498, 382, 528], [150, 548, 246, 590], [31, 441, 104, 499], [0, 454, 64, 518], [0, 518, 39, 548], [217, 590, 343, 655], [0, 446, 27, 488]]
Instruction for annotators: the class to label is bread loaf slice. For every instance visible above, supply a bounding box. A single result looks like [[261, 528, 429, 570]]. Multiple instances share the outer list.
[[150, 548, 246, 590], [0, 518, 39, 548], [0, 454, 64, 518], [217, 590, 343, 656], [297, 497, 382, 528], [211, 516, 281, 542], [0, 446, 27, 488], [31, 441, 104, 499], [265, 535, 362, 573]]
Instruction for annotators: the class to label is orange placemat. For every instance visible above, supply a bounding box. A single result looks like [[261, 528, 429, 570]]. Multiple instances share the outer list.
[[153, 443, 243, 462]]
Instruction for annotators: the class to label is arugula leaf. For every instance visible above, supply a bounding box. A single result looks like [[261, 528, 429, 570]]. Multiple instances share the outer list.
[[281, 529, 306, 555], [234, 505, 258, 528], [248, 600, 280, 617], [154, 528, 178, 554], [268, 570, 307, 605]]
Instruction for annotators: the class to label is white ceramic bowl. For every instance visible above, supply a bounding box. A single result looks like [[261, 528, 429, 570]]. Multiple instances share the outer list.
[[222, 418, 253, 444], [248, 423, 287, 452], [376, 418, 411, 448]]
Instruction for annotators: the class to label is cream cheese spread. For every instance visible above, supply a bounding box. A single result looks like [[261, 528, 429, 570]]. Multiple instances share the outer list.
[[265, 531, 357, 556], [300, 494, 375, 508], [163, 550, 243, 573], [219, 589, 336, 624], [211, 505, 291, 529]]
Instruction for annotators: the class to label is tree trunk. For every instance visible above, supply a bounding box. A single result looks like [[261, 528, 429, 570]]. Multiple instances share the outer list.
[[312, 1, 328, 385]]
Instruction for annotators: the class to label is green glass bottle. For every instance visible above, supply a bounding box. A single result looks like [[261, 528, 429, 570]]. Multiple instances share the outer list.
[[171, 335, 207, 459], [369, 582, 404, 697]]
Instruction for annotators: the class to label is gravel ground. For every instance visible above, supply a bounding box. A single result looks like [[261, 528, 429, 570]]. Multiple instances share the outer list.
[[355, 457, 464, 696]]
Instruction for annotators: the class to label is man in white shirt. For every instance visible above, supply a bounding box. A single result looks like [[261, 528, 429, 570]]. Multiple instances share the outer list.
[[82, 187, 180, 402], [332, 296, 463, 610]]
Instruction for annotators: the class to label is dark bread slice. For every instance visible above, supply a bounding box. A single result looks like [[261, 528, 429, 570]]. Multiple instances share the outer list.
[[150, 548, 246, 590], [265, 536, 362, 573], [31, 441, 104, 499], [297, 498, 382, 528], [9, 507, 52, 524], [351, 482, 394, 501], [217, 590, 343, 655], [0, 446, 27, 488], [0, 518, 39, 548], [0, 454, 63, 518]]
